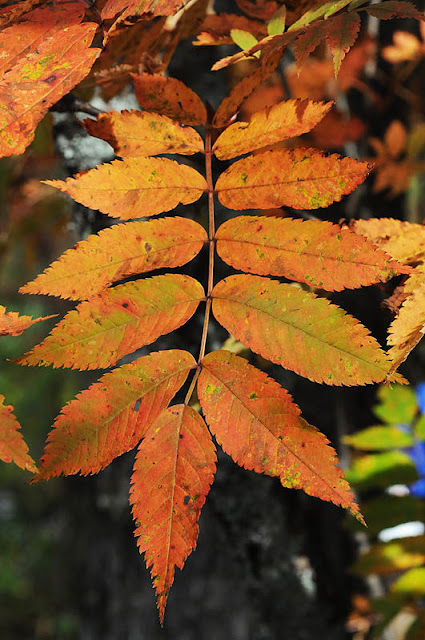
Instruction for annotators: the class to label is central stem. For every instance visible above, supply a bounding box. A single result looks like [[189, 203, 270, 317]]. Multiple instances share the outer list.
[[184, 125, 215, 404]]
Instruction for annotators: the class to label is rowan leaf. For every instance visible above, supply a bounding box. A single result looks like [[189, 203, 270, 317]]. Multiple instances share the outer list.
[[0, 19, 99, 157], [35, 350, 195, 479], [213, 99, 332, 160], [289, 0, 353, 30], [211, 274, 393, 385], [365, 1, 422, 20], [198, 350, 361, 519], [20, 217, 207, 301], [216, 148, 371, 210], [83, 110, 204, 157], [0, 0, 44, 29], [44, 158, 207, 220], [391, 567, 425, 596], [194, 14, 267, 46], [18, 274, 204, 370], [0, 2, 85, 81], [0, 305, 54, 336], [132, 73, 207, 126], [0, 395, 37, 472], [352, 218, 425, 264], [101, 0, 185, 20], [213, 49, 282, 127], [130, 404, 216, 623], [215, 216, 405, 290]]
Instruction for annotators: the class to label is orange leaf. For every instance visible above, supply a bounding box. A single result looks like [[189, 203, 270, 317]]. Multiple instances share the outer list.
[[130, 404, 216, 623], [198, 351, 361, 519], [83, 110, 204, 157], [216, 148, 371, 210], [45, 157, 207, 220], [35, 350, 195, 479], [193, 14, 267, 46], [0, 395, 37, 472], [18, 274, 204, 370], [212, 274, 393, 385], [20, 217, 207, 301], [213, 99, 332, 160], [0, 2, 85, 81], [0, 18, 99, 157], [102, 0, 185, 20], [0, 305, 54, 336], [213, 49, 282, 127], [215, 216, 407, 291], [132, 73, 207, 126], [0, 0, 44, 29], [351, 218, 425, 264]]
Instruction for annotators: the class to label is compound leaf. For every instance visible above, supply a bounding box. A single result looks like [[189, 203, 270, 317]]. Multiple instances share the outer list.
[[212, 274, 393, 385], [198, 350, 361, 519], [0, 395, 37, 472], [216, 148, 371, 210], [215, 216, 405, 291], [213, 99, 332, 160], [20, 217, 207, 301], [45, 157, 207, 220], [84, 110, 204, 157], [18, 274, 204, 370], [130, 404, 216, 623], [34, 350, 195, 479]]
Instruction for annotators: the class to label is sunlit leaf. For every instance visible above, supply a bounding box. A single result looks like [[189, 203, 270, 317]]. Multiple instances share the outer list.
[[0, 395, 37, 472], [20, 217, 207, 301], [35, 350, 195, 479], [131, 404, 216, 623], [344, 425, 413, 450], [212, 275, 393, 385], [0, 305, 54, 336], [215, 216, 405, 291], [198, 350, 362, 519], [45, 158, 207, 220], [374, 384, 418, 425], [216, 148, 371, 210], [18, 274, 204, 370], [391, 567, 425, 595], [346, 451, 417, 489]]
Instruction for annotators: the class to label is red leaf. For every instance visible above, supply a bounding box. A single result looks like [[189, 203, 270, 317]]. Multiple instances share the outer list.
[[34, 350, 195, 479], [130, 404, 216, 623], [0, 395, 37, 472], [198, 351, 362, 519]]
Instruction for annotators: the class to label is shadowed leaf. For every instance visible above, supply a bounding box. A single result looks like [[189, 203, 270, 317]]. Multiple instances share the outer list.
[[0, 395, 37, 472]]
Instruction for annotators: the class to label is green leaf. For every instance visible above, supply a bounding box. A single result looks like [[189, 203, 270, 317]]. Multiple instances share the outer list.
[[374, 385, 418, 424], [344, 425, 413, 450]]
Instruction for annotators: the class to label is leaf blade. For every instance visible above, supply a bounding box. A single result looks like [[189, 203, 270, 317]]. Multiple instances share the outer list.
[[198, 351, 361, 518], [212, 274, 392, 385], [83, 110, 204, 157], [215, 216, 406, 291], [18, 274, 205, 370], [216, 148, 371, 210], [130, 404, 216, 623], [20, 217, 207, 300], [45, 157, 207, 220], [0, 395, 37, 472], [0, 305, 54, 336], [35, 350, 196, 479], [213, 99, 332, 160]]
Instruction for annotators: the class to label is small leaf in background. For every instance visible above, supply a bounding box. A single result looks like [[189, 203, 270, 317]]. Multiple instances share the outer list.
[[374, 384, 418, 425], [365, 1, 422, 20], [230, 28, 260, 57], [131, 404, 216, 623], [18, 275, 204, 370], [35, 350, 195, 479], [352, 536, 425, 576], [344, 425, 413, 450], [391, 567, 425, 595], [267, 6, 286, 35], [20, 217, 207, 301], [346, 450, 417, 489], [45, 158, 207, 220], [0, 395, 37, 472]]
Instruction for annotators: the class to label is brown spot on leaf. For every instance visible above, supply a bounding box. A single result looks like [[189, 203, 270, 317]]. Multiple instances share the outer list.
[[45, 75, 56, 84]]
